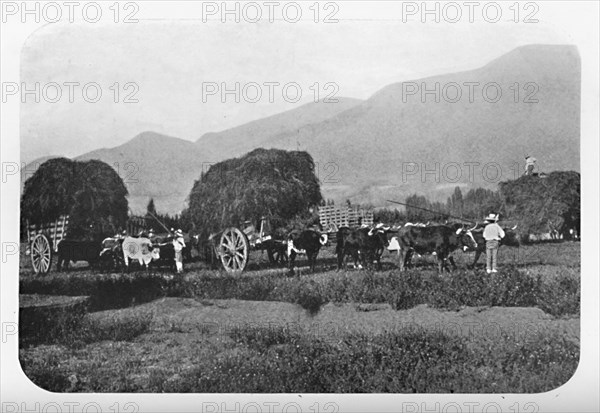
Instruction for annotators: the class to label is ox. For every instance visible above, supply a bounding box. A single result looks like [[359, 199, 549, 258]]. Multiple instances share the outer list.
[[392, 224, 478, 273], [336, 226, 389, 270], [98, 236, 125, 272], [150, 242, 177, 272], [287, 229, 328, 275], [56, 239, 103, 271], [121, 236, 160, 271]]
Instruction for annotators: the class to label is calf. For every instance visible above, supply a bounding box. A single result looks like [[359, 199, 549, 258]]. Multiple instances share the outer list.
[[56, 239, 102, 271], [287, 229, 328, 275]]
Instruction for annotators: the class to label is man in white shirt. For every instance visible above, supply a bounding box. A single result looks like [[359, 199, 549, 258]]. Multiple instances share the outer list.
[[173, 229, 186, 274], [524, 156, 537, 176], [482, 214, 505, 274]]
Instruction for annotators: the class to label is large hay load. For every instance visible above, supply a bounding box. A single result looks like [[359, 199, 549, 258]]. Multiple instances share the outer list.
[[188, 148, 322, 237], [499, 171, 580, 240], [21, 158, 129, 273]]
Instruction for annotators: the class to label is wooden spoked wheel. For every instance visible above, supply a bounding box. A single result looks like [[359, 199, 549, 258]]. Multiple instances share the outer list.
[[31, 234, 52, 274], [219, 227, 249, 273]]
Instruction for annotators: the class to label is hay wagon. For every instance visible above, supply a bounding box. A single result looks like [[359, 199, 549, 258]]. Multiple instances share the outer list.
[[209, 217, 287, 273], [25, 215, 70, 274]]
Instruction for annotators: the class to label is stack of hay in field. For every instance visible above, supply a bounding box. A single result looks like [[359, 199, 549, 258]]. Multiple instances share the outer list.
[[21, 158, 129, 239], [499, 171, 580, 239], [187, 148, 322, 238]]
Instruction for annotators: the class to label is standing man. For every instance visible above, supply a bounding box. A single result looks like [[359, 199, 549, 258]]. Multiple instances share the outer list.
[[524, 155, 537, 176], [483, 214, 505, 274], [173, 229, 186, 274]]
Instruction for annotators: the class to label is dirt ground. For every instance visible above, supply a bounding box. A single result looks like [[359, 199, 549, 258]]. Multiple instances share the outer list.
[[90, 296, 580, 345]]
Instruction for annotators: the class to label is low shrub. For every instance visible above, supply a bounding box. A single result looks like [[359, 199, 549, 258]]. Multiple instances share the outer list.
[[20, 264, 580, 317], [20, 308, 153, 348], [537, 273, 580, 317], [20, 273, 168, 311]]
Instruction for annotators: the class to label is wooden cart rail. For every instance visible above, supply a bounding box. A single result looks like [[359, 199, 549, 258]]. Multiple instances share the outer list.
[[318, 205, 373, 231], [26, 215, 69, 252], [25, 215, 69, 274]]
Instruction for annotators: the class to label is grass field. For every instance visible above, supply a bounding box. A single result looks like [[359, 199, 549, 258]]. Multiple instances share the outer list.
[[19, 241, 581, 393]]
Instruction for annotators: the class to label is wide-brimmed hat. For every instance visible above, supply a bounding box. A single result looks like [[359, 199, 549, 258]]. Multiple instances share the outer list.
[[484, 213, 499, 222]]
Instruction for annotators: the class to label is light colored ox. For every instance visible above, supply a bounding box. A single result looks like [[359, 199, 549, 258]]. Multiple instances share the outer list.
[[122, 236, 160, 270]]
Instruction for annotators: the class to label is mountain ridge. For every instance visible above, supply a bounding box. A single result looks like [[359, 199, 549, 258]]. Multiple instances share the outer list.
[[22, 44, 580, 214]]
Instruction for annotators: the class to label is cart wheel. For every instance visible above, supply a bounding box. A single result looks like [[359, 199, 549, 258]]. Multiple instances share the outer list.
[[31, 234, 52, 274], [219, 227, 249, 273]]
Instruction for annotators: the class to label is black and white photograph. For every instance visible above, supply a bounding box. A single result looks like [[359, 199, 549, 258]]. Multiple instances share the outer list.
[[1, 1, 598, 411]]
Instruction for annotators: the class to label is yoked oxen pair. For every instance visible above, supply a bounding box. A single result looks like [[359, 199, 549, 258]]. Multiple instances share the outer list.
[[389, 224, 478, 273], [336, 225, 390, 271], [98, 236, 124, 271], [287, 229, 328, 274], [121, 236, 161, 271], [56, 239, 103, 271]]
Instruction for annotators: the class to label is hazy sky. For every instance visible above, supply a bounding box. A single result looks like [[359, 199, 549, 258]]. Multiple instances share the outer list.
[[20, 12, 572, 162]]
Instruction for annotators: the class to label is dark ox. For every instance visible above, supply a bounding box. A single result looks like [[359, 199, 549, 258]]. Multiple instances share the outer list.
[[287, 229, 328, 274], [150, 243, 176, 272], [56, 239, 103, 271], [466, 225, 520, 268], [336, 226, 389, 270], [98, 237, 125, 271], [395, 225, 478, 273]]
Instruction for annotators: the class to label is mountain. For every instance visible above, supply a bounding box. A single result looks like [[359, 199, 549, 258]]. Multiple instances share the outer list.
[[74, 132, 213, 214], [256, 44, 580, 205], [195, 98, 363, 158], [23, 45, 580, 215]]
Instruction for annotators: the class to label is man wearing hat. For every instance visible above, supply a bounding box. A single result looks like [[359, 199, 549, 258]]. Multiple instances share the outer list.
[[173, 229, 186, 274], [524, 155, 537, 176], [482, 214, 505, 273]]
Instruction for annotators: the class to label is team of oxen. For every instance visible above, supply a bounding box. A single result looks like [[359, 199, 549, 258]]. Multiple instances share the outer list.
[[55, 233, 192, 272], [285, 221, 520, 274], [53, 222, 519, 274]]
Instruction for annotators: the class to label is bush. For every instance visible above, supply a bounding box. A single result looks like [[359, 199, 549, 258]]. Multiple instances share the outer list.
[[20, 265, 579, 320], [164, 267, 578, 317], [20, 272, 168, 311], [20, 307, 153, 348]]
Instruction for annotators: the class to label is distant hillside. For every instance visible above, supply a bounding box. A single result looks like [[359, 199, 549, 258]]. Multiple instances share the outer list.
[[195, 98, 362, 159], [75, 132, 213, 214], [260, 44, 580, 205], [23, 45, 580, 215]]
